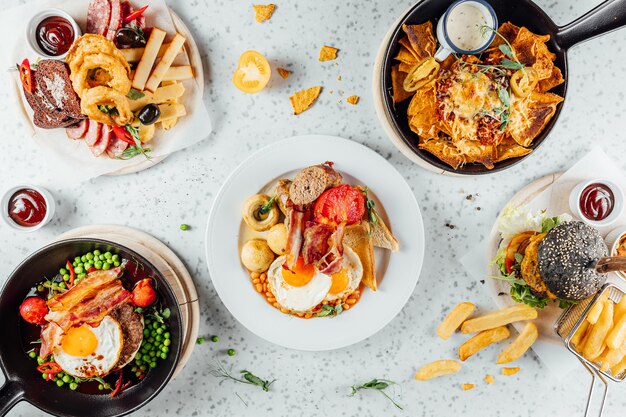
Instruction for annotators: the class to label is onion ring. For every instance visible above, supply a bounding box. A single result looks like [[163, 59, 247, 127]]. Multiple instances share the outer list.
[[66, 34, 130, 77], [80, 86, 133, 126], [72, 54, 131, 98]]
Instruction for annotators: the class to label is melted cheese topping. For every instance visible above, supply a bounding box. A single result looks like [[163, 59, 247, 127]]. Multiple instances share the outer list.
[[446, 70, 501, 119]]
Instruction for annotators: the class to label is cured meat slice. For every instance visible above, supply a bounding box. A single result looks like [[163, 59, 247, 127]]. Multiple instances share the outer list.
[[316, 222, 346, 275], [106, 0, 123, 40], [86, 0, 112, 36], [66, 119, 89, 139], [285, 210, 306, 270], [106, 133, 129, 158], [85, 120, 102, 146], [302, 223, 334, 265], [91, 124, 112, 156]]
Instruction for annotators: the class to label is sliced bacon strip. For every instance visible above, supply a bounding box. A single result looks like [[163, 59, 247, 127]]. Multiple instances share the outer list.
[[316, 222, 346, 275], [47, 268, 122, 312], [40, 323, 63, 358], [285, 209, 306, 270], [302, 222, 334, 265]]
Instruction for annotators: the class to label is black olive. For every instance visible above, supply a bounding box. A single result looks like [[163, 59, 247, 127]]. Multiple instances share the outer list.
[[115, 27, 145, 48], [138, 104, 160, 125]]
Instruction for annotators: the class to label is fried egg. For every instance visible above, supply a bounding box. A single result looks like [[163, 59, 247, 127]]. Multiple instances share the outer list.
[[267, 247, 363, 313], [323, 247, 363, 302], [53, 315, 123, 378]]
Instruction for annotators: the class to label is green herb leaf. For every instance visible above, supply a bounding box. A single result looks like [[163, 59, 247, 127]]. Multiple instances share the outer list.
[[514, 253, 524, 264], [209, 361, 275, 393], [541, 217, 559, 233], [127, 88, 145, 100], [350, 378, 403, 410], [498, 88, 510, 107], [501, 58, 524, 70], [97, 104, 119, 116], [259, 196, 276, 215], [118, 125, 152, 160], [498, 44, 514, 59], [363, 187, 379, 226]]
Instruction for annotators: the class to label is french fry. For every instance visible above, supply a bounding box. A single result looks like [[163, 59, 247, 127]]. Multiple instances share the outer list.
[[570, 320, 589, 350], [583, 300, 614, 360], [611, 355, 626, 376], [606, 310, 626, 349], [460, 305, 537, 334], [415, 360, 461, 380], [484, 374, 494, 384], [501, 367, 520, 376], [461, 383, 475, 391], [437, 302, 476, 340], [600, 344, 626, 373], [615, 296, 626, 321], [497, 322, 538, 364], [459, 326, 510, 361], [587, 292, 609, 324]]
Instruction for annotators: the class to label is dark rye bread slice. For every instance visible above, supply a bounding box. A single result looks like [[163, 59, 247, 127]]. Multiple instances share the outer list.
[[34, 60, 85, 119], [289, 163, 343, 205], [23, 84, 78, 129]]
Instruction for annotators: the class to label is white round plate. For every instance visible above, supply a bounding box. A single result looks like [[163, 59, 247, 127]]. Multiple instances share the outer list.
[[206, 135, 425, 351]]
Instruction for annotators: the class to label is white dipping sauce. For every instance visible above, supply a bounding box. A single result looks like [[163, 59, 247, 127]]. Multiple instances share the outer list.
[[446, 3, 489, 51]]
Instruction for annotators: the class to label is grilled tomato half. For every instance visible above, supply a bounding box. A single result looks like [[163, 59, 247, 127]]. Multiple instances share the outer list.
[[314, 184, 365, 226]]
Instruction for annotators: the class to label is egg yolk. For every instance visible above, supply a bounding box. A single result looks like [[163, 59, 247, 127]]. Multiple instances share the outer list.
[[61, 325, 98, 357], [329, 269, 350, 295], [282, 257, 315, 287]]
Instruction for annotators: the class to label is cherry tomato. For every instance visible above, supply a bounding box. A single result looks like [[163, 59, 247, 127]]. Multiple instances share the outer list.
[[19, 296, 48, 325], [314, 184, 366, 226], [19, 59, 34, 94], [232, 50, 271, 94], [131, 278, 157, 307]]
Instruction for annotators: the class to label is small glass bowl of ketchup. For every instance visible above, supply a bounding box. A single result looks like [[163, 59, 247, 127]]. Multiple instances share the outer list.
[[27, 8, 81, 59], [569, 179, 624, 228], [1, 185, 55, 232]]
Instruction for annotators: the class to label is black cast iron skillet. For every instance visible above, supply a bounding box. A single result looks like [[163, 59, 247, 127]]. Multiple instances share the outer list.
[[381, 0, 626, 174], [0, 239, 182, 417]]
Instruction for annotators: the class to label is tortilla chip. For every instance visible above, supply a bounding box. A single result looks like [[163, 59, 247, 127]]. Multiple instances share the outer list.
[[538, 65, 564, 92], [494, 135, 532, 162], [489, 22, 520, 48], [440, 54, 456, 70], [391, 65, 413, 103], [407, 87, 437, 139], [508, 91, 563, 146], [512, 27, 554, 79], [253, 4, 276, 23], [398, 61, 415, 73], [289, 86, 322, 115], [277, 67, 291, 79], [402, 22, 436, 61], [454, 139, 495, 169], [398, 37, 420, 60], [346, 95, 359, 105], [394, 46, 418, 65], [419, 138, 465, 170], [319, 45, 339, 61]]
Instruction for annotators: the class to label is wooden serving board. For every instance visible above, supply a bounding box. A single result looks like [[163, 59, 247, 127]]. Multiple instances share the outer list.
[[51, 225, 199, 379]]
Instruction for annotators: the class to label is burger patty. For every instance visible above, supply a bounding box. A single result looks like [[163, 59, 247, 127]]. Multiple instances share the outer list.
[[110, 303, 143, 369], [519, 233, 554, 299]]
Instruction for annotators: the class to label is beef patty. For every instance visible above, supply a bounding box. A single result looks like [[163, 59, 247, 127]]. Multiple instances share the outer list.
[[110, 303, 144, 369]]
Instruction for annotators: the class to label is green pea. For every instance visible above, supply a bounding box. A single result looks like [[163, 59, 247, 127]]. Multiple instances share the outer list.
[[62, 375, 71, 383], [94, 261, 102, 269], [78, 273, 86, 279], [149, 362, 157, 368], [104, 252, 113, 260], [80, 256, 87, 262], [102, 263, 111, 270], [42, 373, 48, 380], [131, 366, 138, 372], [28, 351, 36, 359], [84, 262, 93, 270], [152, 322, 159, 329], [74, 266, 84, 274], [156, 328, 163, 335], [69, 382, 78, 390], [98, 384, 104, 391], [113, 261, 121, 267], [112, 254, 120, 262], [149, 351, 156, 357], [164, 332, 171, 339], [180, 224, 189, 231], [59, 268, 67, 275], [135, 358, 142, 366], [143, 329, 150, 337], [144, 343, 152, 351], [140, 365, 147, 371], [156, 335, 163, 342], [56, 380, 64, 387], [74, 256, 81, 263], [86, 253, 94, 260], [227, 349, 236, 356], [62, 274, 70, 282], [98, 254, 105, 261], [211, 335, 218, 343], [37, 284, 44, 292], [94, 250, 101, 256], [142, 354, 150, 362], [196, 337, 204, 345], [135, 371, 143, 378], [160, 352, 167, 360], [37, 356, 44, 365], [163, 339, 171, 347], [58, 283, 66, 289], [161, 346, 169, 353]]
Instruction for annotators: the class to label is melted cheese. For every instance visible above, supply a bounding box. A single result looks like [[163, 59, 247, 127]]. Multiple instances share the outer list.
[[446, 70, 501, 119]]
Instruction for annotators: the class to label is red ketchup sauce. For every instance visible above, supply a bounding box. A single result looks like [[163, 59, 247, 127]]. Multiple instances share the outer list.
[[8, 189, 47, 227], [36, 16, 75, 56], [579, 183, 615, 221]]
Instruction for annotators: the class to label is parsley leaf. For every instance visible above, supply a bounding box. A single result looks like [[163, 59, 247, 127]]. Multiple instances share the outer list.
[[127, 88, 145, 100]]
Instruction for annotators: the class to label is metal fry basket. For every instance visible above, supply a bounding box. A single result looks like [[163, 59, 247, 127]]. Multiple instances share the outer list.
[[555, 283, 626, 417]]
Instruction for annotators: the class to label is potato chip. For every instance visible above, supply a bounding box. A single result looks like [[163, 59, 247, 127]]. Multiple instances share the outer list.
[[289, 86, 322, 115], [402, 22, 436, 61], [253, 4, 276, 23], [277, 67, 291, 79], [319, 45, 339, 62], [346, 95, 359, 105], [391, 65, 413, 103]]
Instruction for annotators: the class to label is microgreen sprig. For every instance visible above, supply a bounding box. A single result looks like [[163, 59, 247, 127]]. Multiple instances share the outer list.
[[350, 379, 403, 410], [363, 187, 379, 226], [209, 361, 276, 393], [119, 125, 152, 160], [317, 303, 343, 318], [259, 196, 276, 216]]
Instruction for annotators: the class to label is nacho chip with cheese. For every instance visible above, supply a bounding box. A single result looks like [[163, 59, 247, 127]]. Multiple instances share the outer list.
[[289, 86, 322, 115], [319, 45, 339, 61], [253, 4, 276, 22]]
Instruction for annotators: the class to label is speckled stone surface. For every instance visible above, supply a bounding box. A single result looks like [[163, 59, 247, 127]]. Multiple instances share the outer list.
[[1, 0, 626, 416]]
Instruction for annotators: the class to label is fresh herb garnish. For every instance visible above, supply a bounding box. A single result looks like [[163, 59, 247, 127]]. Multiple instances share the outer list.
[[350, 379, 403, 410], [126, 88, 145, 100], [363, 187, 379, 225], [148, 307, 171, 324], [258, 196, 276, 216], [118, 125, 152, 160], [541, 217, 559, 233], [97, 104, 119, 116], [317, 303, 343, 318], [209, 361, 276, 392]]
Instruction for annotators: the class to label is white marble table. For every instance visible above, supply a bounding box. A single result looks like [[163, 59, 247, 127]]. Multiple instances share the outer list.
[[1, 0, 626, 416]]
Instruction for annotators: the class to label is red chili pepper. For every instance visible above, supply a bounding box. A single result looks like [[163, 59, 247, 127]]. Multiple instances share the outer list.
[[37, 362, 62, 378], [123, 5, 148, 23], [19, 58, 34, 94], [88, 267, 97, 273], [109, 370, 132, 398], [112, 126, 135, 145], [66, 260, 75, 288]]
